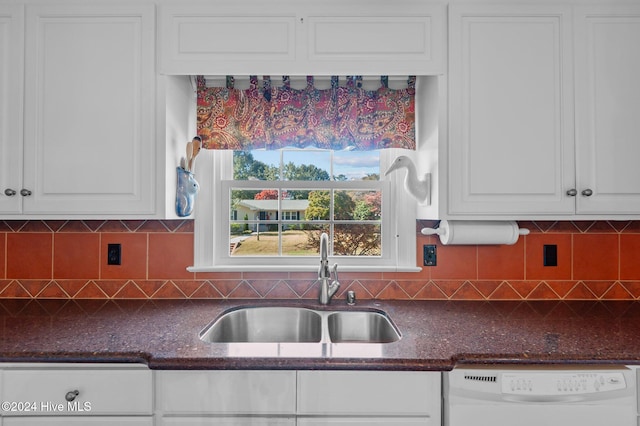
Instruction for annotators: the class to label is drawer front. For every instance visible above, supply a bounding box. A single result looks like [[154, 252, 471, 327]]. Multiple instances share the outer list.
[[298, 418, 435, 425], [297, 371, 441, 416], [160, 417, 295, 425], [2, 366, 152, 416], [4, 417, 153, 425], [157, 370, 296, 415]]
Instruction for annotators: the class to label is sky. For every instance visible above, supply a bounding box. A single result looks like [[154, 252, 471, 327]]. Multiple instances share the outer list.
[[251, 149, 380, 180]]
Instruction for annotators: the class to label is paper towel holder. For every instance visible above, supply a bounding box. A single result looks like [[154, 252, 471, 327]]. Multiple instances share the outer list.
[[421, 220, 530, 245]]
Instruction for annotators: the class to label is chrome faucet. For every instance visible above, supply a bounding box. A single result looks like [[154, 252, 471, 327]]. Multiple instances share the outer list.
[[318, 232, 340, 305]]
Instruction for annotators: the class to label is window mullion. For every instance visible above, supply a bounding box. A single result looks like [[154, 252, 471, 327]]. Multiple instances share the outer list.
[[278, 188, 282, 256]]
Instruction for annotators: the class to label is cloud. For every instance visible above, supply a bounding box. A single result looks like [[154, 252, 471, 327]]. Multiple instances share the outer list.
[[333, 153, 380, 168]]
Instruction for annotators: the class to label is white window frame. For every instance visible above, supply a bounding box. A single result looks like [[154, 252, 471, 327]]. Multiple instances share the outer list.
[[190, 148, 419, 272]]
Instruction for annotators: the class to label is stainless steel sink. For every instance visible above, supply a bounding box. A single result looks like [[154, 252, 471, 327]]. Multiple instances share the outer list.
[[199, 306, 401, 344], [199, 307, 322, 343], [327, 311, 400, 343]]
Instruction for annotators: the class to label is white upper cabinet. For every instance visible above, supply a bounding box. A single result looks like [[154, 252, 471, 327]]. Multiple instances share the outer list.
[[18, 3, 156, 216], [158, 0, 445, 75], [447, 4, 575, 217], [0, 4, 24, 214], [303, 0, 444, 75], [447, 3, 640, 219], [574, 5, 640, 215]]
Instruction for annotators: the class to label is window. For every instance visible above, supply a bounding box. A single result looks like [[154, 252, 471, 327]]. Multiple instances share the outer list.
[[229, 149, 384, 257], [192, 147, 418, 272]]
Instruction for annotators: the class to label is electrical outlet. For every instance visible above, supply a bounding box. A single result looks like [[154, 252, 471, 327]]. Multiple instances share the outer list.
[[543, 244, 557, 266], [107, 243, 121, 265], [423, 244, 437, 266]]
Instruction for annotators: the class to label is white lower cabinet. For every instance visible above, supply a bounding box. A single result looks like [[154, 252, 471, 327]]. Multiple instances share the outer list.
[[4, 418, 152, 425], [0, 366, 441, 425], [297, 420, 430, 425], [297, 371, 441, 426], [160, 419, 294, 425], [0, 363, 153, 425], [155, 370, 297, 425], [156, 370, 441, 426]]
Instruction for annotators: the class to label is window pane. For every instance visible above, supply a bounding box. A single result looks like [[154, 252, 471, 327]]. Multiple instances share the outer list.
[[333, 224, 382, 256], [334, 190, 382, 221], [281, 224, 328, 256], [232, 188, 279, 221], [304, 190, 330, 220], [282, 150, 330, 181], [333, 150, 380, 181], [230, 224, 279, 256], [230, 188, 260, 214], [232, 151, 279, 181], [233, 149, 379, 181]]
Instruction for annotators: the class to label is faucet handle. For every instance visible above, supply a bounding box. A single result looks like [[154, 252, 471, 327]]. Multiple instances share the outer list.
[[332, 263, 338, 281]]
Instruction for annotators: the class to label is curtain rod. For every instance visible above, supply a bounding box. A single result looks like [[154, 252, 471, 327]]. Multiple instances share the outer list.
[[201, 75, 414, 90]]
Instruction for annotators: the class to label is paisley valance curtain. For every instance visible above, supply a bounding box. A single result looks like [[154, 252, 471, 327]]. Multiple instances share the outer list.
[[196, 75, 416, 151]]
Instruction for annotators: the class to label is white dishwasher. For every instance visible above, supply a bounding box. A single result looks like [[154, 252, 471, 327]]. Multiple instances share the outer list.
[[444, 366, 637, 426]]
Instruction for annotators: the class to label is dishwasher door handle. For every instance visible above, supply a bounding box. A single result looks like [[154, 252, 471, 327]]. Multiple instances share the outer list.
[[502, 394, 586, 404]]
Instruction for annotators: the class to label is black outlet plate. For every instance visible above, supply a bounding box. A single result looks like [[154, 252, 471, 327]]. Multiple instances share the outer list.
[[543, 244, 557, 267], [423, 244, 437, 266], [107, 243, 121, 265]]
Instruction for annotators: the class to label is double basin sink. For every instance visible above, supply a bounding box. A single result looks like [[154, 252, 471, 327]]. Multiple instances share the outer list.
[[199, 306, 401, 344]]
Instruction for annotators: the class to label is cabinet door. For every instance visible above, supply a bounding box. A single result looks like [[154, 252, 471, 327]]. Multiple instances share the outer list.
[[158, 2, 298, 75], [2, 364, 152, 416], [448, 5, 575, 217], [574, 6, 640, 214], [304, 0, 444, 75], [297, 371, 441, 421], [156, 370, 296, 415], [0, 4, 23, 214], [22, 4, 156, 215], [159, 0, 443, 75]]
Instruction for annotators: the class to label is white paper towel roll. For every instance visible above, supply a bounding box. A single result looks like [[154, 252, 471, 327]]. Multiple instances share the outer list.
[[421, 220, 529, 245]]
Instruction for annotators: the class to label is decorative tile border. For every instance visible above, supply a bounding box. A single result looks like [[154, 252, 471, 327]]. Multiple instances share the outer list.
[[2, 220, 640, 300], [1, 278, 640, 301]]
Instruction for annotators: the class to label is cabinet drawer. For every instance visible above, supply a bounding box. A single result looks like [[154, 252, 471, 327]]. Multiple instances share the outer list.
[[4, 418, 153, 425], [297, 371, 441, 416], [160, 418, 295, 425], [298, 419, 435, 425], [2, 364, 152, 416], [157, 370, 296, 415]]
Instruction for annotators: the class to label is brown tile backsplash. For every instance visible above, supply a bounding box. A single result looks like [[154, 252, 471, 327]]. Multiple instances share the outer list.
[[1, 219, 640, 301]]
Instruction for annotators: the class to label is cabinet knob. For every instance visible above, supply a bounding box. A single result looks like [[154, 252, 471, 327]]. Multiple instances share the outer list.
[[581, 189, 593, 197], [20, 189, 32, 197], [4, 188, 17, 197], [65, 390, 79, 402], [566, 189, 577, 196]]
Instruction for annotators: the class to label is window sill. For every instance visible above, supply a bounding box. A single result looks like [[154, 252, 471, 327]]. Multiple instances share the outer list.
[[188, 265, 422, 273]]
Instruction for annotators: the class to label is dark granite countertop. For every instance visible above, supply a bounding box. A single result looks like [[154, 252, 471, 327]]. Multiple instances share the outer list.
[[1, 299, 640, 370]]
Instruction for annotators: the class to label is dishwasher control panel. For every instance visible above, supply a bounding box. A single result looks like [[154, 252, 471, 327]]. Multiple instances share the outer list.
[[501, 372, 627, 395]]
